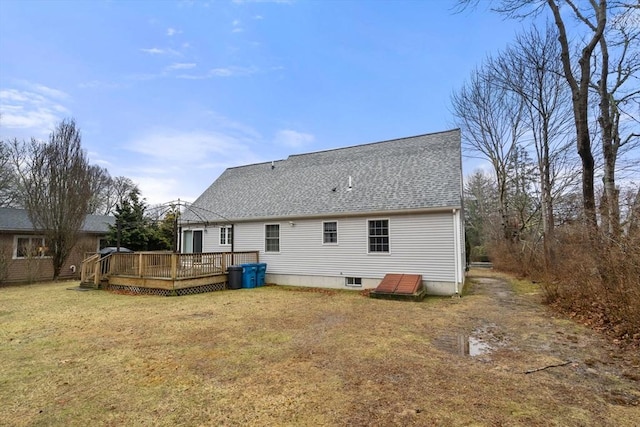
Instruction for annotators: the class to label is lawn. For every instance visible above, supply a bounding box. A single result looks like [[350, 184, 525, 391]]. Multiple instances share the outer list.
[[1, 275, 638, 426]]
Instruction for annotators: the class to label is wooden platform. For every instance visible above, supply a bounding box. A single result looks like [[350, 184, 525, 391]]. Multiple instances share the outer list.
[[80, 251, 259, 296], [369, 274, 426, 301]]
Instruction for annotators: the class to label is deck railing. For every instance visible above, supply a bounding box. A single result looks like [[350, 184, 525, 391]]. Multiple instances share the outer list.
[[80, 253, 100, 285], [81, 251, 259, 283]]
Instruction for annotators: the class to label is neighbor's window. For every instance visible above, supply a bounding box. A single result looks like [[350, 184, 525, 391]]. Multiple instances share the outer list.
[[368, 219, 389, 253], [345, 277, 362, 287], [265, 224, 280, 252], [14, 236, 52, 259], [220, 226, 233, 246], [323, 221, 338, 244]]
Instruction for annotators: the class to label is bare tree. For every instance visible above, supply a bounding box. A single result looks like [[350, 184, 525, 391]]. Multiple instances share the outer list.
[[593, 5, 640, 236], [12, 119, 99, 280], [459, 0, 608, 226], [0, 140, 19, 207], [90, 175, 139, 216], [491, 24, 577, 264], [542, 0, 607, 227], [86, 166, 111, 215], [451, 64, 527, 240]]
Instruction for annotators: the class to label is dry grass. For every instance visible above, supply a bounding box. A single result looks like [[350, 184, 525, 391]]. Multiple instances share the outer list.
[[1, 277, 639, 426]]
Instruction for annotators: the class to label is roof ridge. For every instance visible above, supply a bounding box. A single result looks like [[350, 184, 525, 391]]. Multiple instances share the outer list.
[[287, 128, 460, 159], [223, 128, 460, 171]]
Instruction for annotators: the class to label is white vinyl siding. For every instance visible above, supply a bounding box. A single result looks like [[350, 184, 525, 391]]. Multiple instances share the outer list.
[[231, 213, 458, 283]]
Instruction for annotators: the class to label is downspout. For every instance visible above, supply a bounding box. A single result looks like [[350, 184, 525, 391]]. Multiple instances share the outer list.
[[231, 223, 235, 266], [452, 208, 461, 295]]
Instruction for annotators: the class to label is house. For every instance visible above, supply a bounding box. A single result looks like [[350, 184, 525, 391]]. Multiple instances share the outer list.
[[0, 207, 114, 284], [180, 129, 465, 296]]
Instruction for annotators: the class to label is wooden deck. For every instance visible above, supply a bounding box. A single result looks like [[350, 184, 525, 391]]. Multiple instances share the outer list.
[[81, 251, 259, 295]]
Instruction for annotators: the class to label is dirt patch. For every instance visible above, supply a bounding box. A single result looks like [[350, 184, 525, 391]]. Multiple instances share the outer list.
[[0, 271, 638, 426]]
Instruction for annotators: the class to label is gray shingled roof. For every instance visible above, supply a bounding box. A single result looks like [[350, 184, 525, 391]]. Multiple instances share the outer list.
[[0, 207, 114, 233], [182, 129, 462, 223]]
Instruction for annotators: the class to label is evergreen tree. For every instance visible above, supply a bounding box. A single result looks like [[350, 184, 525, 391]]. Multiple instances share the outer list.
[[107, 189, 151, 251]]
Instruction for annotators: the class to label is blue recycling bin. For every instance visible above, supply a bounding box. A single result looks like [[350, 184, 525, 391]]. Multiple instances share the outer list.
[[240, 263, 257, 288], [256, 263, 267, 287]]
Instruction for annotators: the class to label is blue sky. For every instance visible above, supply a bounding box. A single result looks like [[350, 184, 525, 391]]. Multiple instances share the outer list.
[[0, 0, 530, 204]]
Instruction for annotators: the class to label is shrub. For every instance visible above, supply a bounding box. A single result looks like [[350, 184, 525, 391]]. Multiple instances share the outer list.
[[488, 224, 640, 342]]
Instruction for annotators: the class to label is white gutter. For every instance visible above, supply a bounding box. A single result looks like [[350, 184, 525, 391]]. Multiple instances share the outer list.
[[452, 208, 461, 295]]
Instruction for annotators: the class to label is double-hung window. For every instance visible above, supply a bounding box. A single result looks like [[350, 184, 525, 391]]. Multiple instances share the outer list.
[[265, 224, 280, 252], [323, 221, 338, 244], [220, 226, 233, 246], [368, 219, 389, 253]]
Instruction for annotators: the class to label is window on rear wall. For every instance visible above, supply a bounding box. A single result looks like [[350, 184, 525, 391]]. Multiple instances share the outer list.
[[323, 221, 338, 244], [368, 219, 389, 253], [265, 224, 280, 252], [220, 226, 233, 246], [345, 277, 362, 287]]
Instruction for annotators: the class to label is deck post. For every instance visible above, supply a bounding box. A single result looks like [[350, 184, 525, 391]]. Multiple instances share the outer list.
[[171, 254, 178, 280], [138, 253, 144, 277], [94, 258, 100, 285]]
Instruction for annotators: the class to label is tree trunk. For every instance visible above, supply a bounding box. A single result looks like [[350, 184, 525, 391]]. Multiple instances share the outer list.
[[547, 0, 606, 228]]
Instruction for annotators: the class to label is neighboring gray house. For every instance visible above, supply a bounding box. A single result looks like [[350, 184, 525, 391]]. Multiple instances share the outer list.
[[0, 207, 114, 283], [180, 129, 465, 295]]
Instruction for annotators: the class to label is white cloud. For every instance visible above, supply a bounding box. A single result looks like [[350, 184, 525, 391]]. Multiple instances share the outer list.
[[127, 129, 256, 164], [177, 65, 257, 79], [232, 19, 244, 33], [123, 128, 263, 204], [274, 129, 314, 148], [140, 47, 180, 56], [167, 27, 182, 36], [204, 110, 262, 140], [78, 80, 122, 89], [129, 175, 184, 205], [140, 47, 164, 55], [210, 68, 236, 77], [166, 62, 197, 71], [233, 0, 293, 4], [23, 83, 69, 100], [0, 85, 71, 137]]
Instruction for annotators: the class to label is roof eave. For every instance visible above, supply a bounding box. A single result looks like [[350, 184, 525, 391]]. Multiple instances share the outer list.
[[179, 205, 463, 226]]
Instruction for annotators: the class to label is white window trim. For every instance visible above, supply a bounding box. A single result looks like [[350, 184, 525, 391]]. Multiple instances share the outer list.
[[219, 225, 232, 246], [322, 221, 339, 245], [264, 223, 280, 253], [182, 228, 205, 253], [13, 235, 51, 260], [366, 218, 391, 255], [345, 277, 362, 287]]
